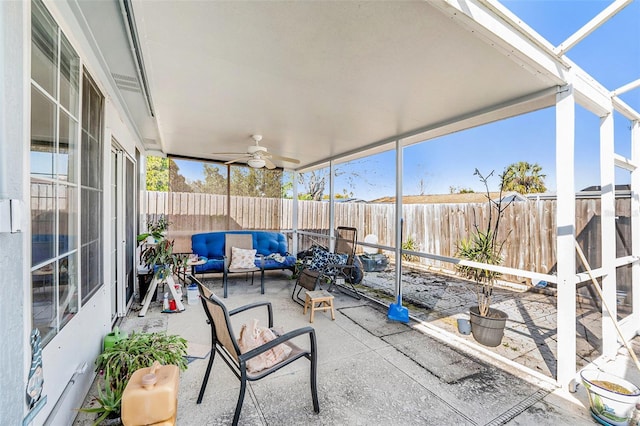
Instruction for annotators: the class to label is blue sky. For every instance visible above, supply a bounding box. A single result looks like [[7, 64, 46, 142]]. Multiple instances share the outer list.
[[176, 0, 639, 200], [341, 0, 640, 199]]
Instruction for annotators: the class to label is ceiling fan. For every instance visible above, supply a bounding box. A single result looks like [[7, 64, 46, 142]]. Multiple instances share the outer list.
[[212, 135, 300, 169]]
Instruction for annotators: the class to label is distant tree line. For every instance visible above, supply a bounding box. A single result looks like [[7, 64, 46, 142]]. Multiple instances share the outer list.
[[449, 161, 547, 195], [146, 157, 547, 200], [146, 157, 325, 199], [146, 157, 286, 198], [146, 157, 367, 201]]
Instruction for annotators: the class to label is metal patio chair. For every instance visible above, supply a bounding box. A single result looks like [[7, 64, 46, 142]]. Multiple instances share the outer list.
[[291, 256, 323, 306], [190, 275, 319, 425], [291, 227, 362, 305], [324, 226, 362, 298]]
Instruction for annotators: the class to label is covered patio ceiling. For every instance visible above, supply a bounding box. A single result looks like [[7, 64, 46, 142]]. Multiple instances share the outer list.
[[73, 0, 572, 170]]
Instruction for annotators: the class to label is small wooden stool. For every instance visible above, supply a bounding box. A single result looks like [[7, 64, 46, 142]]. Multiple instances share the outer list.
[[304, 290, 335, 323]]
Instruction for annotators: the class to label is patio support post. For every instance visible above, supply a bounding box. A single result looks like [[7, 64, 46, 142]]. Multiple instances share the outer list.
[[555, 83, 578, 388], [226, 165, 231, 230], [139, 156, 147, 233], [600, 110, 617, 356], [631, 120, 640, 335], [292, 170, 299, 256], [395, 140, 403, 301], [329, 161, 335, 251]]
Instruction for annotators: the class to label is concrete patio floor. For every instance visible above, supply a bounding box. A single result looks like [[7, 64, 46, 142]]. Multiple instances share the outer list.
[[75, 268, 640, 425]]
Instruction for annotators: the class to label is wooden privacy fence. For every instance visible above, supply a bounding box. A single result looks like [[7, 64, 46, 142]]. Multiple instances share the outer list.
[[145, 191, 631, 282]]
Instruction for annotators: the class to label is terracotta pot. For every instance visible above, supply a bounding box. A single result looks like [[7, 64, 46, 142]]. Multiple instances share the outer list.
[[469, 306, 508, 347]]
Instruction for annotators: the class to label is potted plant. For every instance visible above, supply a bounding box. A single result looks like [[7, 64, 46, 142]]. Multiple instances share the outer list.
[[456, 169, 513, 347], [137, 216, 185, 300], [136, 215, 170, 245], [78, 373, 125, 425], [137, 216, 187, 280], [140, 238, 179, 280], [80, 331, 188, 425]]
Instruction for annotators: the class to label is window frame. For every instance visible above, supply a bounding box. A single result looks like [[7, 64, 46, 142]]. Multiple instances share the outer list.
[[30, 0, 104, 346]]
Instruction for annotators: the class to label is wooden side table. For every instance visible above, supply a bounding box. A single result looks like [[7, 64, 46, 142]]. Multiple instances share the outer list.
[[187, 257, 206, 281], [303, 290, 335, 323]]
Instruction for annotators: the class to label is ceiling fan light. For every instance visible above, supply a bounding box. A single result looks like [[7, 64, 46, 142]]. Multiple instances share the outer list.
[[247, 158, 266, 168]]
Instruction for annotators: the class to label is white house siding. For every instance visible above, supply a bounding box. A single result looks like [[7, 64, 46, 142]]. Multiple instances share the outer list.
[[1, 1, 30, 425], [0, 1, 143, 424]]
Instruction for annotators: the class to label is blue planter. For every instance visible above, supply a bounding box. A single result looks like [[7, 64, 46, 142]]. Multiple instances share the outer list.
[[153, 265, 170, 279]]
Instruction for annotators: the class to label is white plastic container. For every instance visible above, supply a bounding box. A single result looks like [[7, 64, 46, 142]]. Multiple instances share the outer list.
[[162, 293, 169, 310], [187, 284, 198, 305], [121, 361, 179, 426]]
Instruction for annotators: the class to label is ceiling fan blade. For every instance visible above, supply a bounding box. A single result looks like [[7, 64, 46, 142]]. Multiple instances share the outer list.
[[268, 153, 300, 164], [264, 158, 276, 169], [211, 152, 247, 156], [224, 157, 246, 165]]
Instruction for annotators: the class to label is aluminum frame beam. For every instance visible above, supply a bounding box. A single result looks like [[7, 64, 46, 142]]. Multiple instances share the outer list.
[[395, 140, 403, 302], [555, 83, 577, 388], [554, 0, 632, 56], [613, 78, 640, 97], [600, 111, 617, 357], [632, 121, 640, 336]]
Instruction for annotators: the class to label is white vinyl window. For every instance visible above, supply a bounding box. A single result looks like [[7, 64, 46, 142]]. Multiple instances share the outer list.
[[30, 0, 103, 345]]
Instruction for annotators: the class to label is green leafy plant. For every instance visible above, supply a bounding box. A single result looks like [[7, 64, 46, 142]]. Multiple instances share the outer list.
[[96, 331, 188, 386], [456, 169, 513, 316], [136, 215, 171, 243], [78, 373, 125, 426], [456, 230, 504, 316], [137, 216, 186, 279], [291, 259, 305, 280], [82, 332, 188, 423], [140, 238, 180, 279], [401, 237, 419, 262]]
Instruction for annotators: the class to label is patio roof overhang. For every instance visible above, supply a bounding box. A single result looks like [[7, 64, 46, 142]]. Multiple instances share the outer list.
[[55, 0, 640, 393], [70, 0, 589, 170]]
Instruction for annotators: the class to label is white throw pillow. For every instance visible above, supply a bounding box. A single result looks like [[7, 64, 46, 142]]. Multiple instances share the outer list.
[[230, 247, 257, 269]]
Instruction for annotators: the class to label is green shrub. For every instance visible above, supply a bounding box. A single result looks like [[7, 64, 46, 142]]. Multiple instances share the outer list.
[[455, 169, 513, 317], [81, 331, 188, 424], [401, 237, 419, 262]]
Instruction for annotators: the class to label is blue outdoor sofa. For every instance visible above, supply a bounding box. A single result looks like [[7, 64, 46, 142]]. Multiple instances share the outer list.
[[191, 231, 297, 297]]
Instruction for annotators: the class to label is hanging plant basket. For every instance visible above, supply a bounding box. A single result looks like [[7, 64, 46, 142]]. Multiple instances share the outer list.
[[469, 306, 508, 347]]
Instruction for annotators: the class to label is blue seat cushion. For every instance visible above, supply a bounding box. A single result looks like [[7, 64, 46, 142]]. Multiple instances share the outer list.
[[191, 231, 295, 274], [194, 258, 224, 273]]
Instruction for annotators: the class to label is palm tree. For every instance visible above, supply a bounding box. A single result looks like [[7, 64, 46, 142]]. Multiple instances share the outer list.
[[501, 161, 547, 194]]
